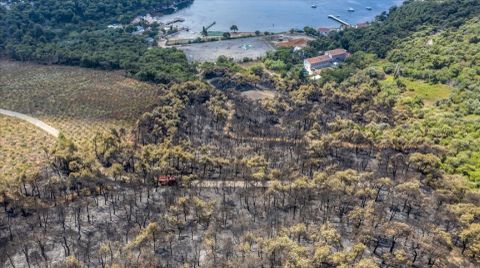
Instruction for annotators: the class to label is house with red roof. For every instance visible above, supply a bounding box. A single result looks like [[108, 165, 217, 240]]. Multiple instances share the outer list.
[[325, 48, 351, 61], [304, 55, 332, 72], [304, 48, 350, 74]]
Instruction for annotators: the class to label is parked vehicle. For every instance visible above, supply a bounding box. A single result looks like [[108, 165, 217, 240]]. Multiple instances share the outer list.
[[157, 175, 178, 186]]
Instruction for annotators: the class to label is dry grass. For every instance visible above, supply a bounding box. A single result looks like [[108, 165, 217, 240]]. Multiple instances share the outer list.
[[0, 60, 162, 144], [39, 116, 131, 145], [0, 115, 55, 179]]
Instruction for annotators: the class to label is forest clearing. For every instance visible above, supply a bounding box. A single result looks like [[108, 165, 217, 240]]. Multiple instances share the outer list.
[[379, 76, 452, 106]]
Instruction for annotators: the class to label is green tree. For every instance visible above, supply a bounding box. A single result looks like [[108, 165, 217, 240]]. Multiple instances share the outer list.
[[222, 32, 231, 39]]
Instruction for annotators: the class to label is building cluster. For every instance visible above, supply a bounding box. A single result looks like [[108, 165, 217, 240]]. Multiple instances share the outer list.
[[304, 48, 350, 74]]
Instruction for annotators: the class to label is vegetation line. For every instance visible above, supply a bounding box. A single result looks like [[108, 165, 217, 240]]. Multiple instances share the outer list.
[[0, 108, 60, 138]]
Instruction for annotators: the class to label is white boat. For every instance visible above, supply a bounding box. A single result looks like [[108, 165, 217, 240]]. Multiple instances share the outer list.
[[311, 4, 317, 8], [348, 8, 355, 12], [366, 7, 372, 10]]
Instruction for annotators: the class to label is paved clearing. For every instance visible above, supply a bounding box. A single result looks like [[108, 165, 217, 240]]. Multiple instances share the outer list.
[[177, 37, 275, 62], [0, 108, 60, 138]]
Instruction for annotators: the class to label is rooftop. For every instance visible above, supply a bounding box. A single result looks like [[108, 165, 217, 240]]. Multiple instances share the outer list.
[[277, 38, 308, 47], [318, 27, 331, 33], [326, 48, 350, 57], [305, 55, 331, 65], [305, 48, 350, 66]]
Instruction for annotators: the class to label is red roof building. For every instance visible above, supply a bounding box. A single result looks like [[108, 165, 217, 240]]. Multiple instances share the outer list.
[[325, 48, 350, 60], [277, 38, 308, 48], [304, 55, 333, 73], [304, 48, 350, 74], [305, 55, 331, 65]]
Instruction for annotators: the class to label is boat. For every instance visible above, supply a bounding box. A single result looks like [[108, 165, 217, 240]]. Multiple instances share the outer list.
[[311, 4, 317, 8], [366, 7, 372, 10], [348, 8, 355, 12]]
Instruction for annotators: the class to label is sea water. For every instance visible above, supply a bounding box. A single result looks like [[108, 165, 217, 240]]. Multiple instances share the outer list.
[[160, 0, 404, 32]]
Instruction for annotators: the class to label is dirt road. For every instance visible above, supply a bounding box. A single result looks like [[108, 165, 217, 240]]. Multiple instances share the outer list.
[[190, 180, 269, 188], [0, 108, 60, 138]]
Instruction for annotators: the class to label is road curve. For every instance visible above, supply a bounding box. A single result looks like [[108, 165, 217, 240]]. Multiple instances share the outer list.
[[0, 108, 60, 138]]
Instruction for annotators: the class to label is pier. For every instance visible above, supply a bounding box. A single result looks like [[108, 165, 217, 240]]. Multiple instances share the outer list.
[[166, 17, 185, 25], [328, 15, 351, 27]]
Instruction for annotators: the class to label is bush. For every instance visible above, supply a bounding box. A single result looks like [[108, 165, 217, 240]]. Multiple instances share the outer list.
[[469, 36, 480, 44], [384, 64, 395, 74]]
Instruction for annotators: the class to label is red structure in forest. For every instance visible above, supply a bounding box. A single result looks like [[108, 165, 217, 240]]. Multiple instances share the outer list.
[[157, 175, 178, 186]]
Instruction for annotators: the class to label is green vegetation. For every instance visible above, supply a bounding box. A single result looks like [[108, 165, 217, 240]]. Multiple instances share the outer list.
[[374, 75, 480, 184], [403, 80, 451, 104], [380, 76, 452, 105], [264, 47, 307, 79], [388, 18, 480, 88], [377, 17, 480, 183], [0, 0, 194, 83], [310, 0, 480, 57]]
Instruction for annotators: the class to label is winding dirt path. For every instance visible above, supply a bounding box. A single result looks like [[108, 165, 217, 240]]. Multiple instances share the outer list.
[[0, 108, 60, 138]]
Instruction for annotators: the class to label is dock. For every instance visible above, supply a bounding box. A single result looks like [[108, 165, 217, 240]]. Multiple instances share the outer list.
[[166, 17, 185, 25], [328, 15, 351, 27]]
